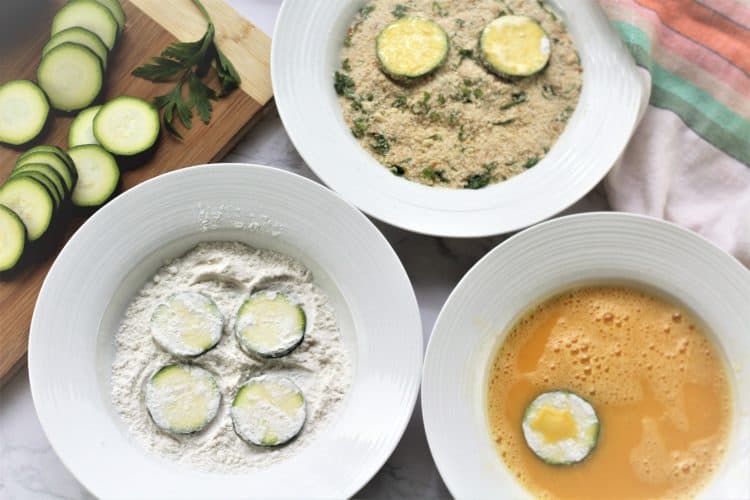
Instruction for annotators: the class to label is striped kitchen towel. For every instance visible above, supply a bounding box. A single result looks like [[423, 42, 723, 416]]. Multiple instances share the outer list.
[[599, 0, 750, 267]]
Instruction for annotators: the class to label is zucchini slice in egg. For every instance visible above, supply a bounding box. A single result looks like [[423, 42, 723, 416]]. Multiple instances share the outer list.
[[235, 291, 306, 358], [376, 17, 449, 80], [479, 15, 551, 78], [150, 292, 224, 357], [145, 364, 221, 434], [522, 391, 599, 465], [231, 375, 306, 447]]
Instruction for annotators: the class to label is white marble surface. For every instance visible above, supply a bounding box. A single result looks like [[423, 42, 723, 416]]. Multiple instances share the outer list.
[[0, 2, 610, 498]]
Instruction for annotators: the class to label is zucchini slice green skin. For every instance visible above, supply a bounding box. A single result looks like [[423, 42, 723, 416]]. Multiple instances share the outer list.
[[522, 390, 600, 466], [0, 176, 55, 241], [68, 105, 103, 148], [0, 80, 49, 146], [68, 145, 120, 207], [0, 204, 27, 272], [37, 42, 104, 113], [145, 364, 221, 435], [15, 150, 77, 193], [77, 0, 126, 35], [18, 145, 75, 175], [376, 17, 450, 81], [11, 164, 67, 206], [51, 0, 119, 50], [234, 291, 306, 358], [479, 15, 552, 78], [150, 292, 224, 357], [43, 27, 109, 71], [231, 375, 307, 447], [93, 96, 161, 156], [10, 171, 62, 208]]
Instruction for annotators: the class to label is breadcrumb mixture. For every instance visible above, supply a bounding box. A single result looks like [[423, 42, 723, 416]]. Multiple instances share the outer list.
[[336, 0, 582, 188]]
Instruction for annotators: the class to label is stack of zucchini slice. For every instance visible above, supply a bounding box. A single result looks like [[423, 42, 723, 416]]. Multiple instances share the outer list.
[[0, 0, 164, 272]]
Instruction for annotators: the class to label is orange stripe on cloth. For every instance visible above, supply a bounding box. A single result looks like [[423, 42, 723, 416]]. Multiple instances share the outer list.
[[634, 0, 750, 74], [603, 0, 750, 98]]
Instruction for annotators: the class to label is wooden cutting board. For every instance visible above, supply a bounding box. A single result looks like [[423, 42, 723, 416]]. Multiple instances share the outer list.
[[0, 0, 272, 381]]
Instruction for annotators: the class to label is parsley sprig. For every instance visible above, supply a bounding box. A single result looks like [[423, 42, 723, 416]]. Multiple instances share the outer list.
[[132, 0, 241, 139]]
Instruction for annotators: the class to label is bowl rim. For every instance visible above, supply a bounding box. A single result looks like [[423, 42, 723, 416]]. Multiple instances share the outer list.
[[28, 163, 423, 498], [421, 211, 750, 497], [271, 0, 649, 238]]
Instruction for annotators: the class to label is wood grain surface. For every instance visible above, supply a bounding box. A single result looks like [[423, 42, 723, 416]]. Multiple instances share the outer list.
[[0, 0, 272, 380]]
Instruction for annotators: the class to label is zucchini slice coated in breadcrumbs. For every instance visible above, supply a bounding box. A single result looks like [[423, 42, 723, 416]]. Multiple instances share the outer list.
[[522, 391, 599, 465], [145, 364, 221, 434], [235, 291, 306, 358], [150, 292, 224, 357], [232, 374, 306, 447], [376, 17, 449, 80], [479, 15, 551, 78]]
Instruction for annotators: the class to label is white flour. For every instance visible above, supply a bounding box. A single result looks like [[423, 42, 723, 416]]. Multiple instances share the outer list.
[[111, 241, 351, 471]]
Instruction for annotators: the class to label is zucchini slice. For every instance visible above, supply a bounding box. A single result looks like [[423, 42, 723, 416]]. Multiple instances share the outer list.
[[68, 105, 102, 147], [376, 17, 449, 80], [145, 364, 221, 434], [67, 145, 119, 207], [231, 375, 306, 447], [234, 291, 306, 358], [51, 0, 119, 50], [150, 292, 224, 357], [43, 27, 109, 70], [37, 42, 103, 112], [522, 391, 599, 465], [11, 165, 66, 206], [10, 171, 62, 208], [479, 16, 551, 78], [0, 204, 26, 272], [77, 0, 126, 35], [15, 150, 76, 193], [0, 177, 55, 241], [18, 145, 75, 174], [93, 96, 160, 156], [0, 80, 49, 146]]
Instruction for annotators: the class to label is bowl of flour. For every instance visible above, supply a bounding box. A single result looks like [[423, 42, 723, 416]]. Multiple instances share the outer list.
[[28, 164, 423, 499]]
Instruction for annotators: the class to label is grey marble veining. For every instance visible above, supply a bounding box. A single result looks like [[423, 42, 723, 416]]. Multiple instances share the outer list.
[[0, 108, 607, 500]]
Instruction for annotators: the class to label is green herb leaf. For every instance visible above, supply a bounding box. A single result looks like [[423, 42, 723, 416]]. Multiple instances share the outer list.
[[334, 71, 356, 98], [500, 91, 528, 110], [393, 95, 407, 108], [370, 133, 390, 155], [523, 156, 540, 168], [389, 164, 405, 176], [392, 4, 409, 18], [341, 58, 352, 72], [132, 0, 241, 139], [359, 4, 375, 18]]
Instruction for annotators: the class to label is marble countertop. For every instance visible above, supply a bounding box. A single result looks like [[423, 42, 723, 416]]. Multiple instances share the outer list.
[[0, 3, 608, 498]]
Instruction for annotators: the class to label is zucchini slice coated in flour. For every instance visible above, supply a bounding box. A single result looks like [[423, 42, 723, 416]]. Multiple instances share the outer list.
[[0, 204, 27, 272], [0, 177, 55, 241], [37, 43, 103, 112], [51, 0, 119, 49], [235, 291, 306, 358], [522, 391, 599, 465], [43, 27, 109, 70], [67, 145, 119, 207], [231, 375, 306, 447], [145, 364, 221, 434], [376, 17, 449, 80], [68, 105, 102, 147], [479, 16, 551, 78], [150, 292, 224, 357], [0, 80, 49, 146], [93, 96, 160, 156]]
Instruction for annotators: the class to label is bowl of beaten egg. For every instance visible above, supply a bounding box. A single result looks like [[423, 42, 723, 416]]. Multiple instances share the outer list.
[[422, 212, 750, 499]]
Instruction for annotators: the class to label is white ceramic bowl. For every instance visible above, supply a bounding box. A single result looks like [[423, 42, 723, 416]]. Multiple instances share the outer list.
[[272, 1, 647, 237], [422, 213, 750, 498], [28, 164, 423, 499]]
